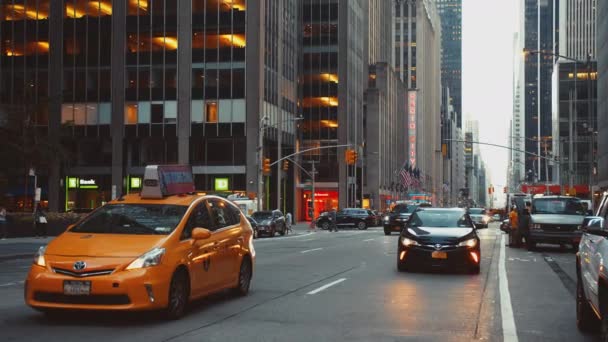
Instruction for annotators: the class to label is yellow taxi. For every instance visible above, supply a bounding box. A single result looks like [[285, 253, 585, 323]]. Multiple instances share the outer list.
[[25, 165, 255, 319]]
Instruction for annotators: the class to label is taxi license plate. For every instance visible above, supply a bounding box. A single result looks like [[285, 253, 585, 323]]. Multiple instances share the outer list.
[[431, 251, 447, 259], [63, 280, 91, 296]]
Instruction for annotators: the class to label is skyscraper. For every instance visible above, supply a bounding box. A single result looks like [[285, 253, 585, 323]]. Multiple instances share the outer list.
[[523, 0, 559, 183], [300, 0, 368, 215], [436, 0, 462, 128], [393, 0, 444, 204]]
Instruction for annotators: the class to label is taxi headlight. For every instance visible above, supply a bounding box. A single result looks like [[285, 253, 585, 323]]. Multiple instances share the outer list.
[[401, 237, 420, 247], [458, 238, 478, 248], [126, 247, 165, 270], [33, 246, 46, 267]]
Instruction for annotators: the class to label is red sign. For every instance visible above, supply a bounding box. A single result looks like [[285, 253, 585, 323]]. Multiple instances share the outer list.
[[408, 91, 417, 167], [520, 184, 590, 196]]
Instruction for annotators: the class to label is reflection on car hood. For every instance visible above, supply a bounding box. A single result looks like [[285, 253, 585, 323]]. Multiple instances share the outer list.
[[530, 214, 585, 225], [46, 232, 167, 258], [407, 227, 473, 238]]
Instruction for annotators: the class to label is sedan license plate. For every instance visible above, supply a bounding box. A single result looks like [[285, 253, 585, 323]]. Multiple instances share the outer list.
[[431, 251, 448, 259], [63, 280, 91, 296]]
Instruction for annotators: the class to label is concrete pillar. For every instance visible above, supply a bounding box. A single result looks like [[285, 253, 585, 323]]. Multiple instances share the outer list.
[[47, 0, 63, 212], [111, 2, 126, 198], [177, 0, 192, 165]]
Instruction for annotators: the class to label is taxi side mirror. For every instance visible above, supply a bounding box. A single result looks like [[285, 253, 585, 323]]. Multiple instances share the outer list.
[[192, 228, 212, 240]]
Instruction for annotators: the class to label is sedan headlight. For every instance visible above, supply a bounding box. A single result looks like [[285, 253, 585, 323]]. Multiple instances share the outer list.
[[458, 238, 478, 248], [483, 216, 491, 223], [401, 237, 420, 247], [126, 247, 166, 270], [33, 246, 46, 267], [384, 216, 390, 222], [531, 223, 542, 230]]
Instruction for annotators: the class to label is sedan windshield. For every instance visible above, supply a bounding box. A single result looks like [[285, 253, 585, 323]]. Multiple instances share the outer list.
[[252, 212, 273, 221], [408, 210, 472, 228], [70, 204, 188, 235], [531, 198, 585, 215]]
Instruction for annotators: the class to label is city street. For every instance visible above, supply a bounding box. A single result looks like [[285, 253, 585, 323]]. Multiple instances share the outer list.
[[0, 223, 598, 341]]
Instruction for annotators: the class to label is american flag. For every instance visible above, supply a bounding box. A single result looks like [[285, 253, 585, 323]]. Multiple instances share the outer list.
[[399, 163, 412, 187]]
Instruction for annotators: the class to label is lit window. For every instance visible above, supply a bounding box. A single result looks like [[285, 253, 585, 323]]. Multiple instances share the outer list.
[[206, 102, 218, 123], [125, 103, 138, 125]]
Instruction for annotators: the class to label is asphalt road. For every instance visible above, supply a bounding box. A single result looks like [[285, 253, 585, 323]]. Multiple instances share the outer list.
[[0, 223, 599, 341]]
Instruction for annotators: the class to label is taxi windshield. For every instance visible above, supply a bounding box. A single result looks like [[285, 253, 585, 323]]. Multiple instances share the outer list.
[[392, 205, 417, 214], [70, 204, 188, 235]]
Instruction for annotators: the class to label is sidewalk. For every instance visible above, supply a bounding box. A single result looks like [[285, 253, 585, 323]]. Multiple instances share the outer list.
[[0, 237, 53, 261]]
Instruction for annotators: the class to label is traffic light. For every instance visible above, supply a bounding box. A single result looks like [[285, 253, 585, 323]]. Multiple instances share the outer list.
[[263, 158, 271, 175], [345, 149, 358, 165], [282, 160, 289, 171]]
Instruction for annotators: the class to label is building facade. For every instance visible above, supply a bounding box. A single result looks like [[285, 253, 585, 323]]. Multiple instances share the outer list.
[[393, 0, 443, 204], [299, 0, 369, 218], [598, 0, 608, 192], [0, 0, 301, 213], [559, 0, 596, 61]]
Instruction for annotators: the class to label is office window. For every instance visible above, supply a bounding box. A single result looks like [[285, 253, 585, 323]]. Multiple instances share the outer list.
[[206, 102, 218, 123], [125, 103, 138, 124]]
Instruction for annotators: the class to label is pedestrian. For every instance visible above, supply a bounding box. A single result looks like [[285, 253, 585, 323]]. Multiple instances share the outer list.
[[329, 209, 338, 232], [285, 212, 292, 233], [34, 203, 48, 238], [517, 202, 532, 245], [508, 206, 520, 247], [0, 205, 7, 239]]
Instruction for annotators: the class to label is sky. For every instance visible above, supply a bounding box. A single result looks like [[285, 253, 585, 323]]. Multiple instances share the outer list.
[[462, 0, 517, 207]]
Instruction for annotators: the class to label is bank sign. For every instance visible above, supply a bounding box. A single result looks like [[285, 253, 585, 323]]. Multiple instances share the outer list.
[[408, 90, 417, 166]]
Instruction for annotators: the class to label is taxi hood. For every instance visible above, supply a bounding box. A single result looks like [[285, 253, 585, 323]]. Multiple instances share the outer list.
[[45, 232, 168, 258]]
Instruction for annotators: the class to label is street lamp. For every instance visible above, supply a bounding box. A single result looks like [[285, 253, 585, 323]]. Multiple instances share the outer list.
[[257, 115, 303, 211]]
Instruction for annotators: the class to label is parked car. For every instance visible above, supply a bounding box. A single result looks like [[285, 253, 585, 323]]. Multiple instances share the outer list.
[[316, 208, 375, 230], [575, 192, 608, 337], [251, 210, 287, 237], [383, 203, 419, 235], [246, 216, 259, 239], [397, 207, 484, 274], [527, 196, 586, 251]]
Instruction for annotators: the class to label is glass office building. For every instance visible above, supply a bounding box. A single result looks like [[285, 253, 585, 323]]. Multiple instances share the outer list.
[[0, 0, 299, 213]]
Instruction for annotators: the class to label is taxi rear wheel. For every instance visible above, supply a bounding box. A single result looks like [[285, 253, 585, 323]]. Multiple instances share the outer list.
[[166, 270, 189, 320], [234, 257, 252, 296]]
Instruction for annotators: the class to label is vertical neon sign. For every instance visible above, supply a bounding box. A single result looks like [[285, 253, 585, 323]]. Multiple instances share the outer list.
[[408, 90, 417, 166]]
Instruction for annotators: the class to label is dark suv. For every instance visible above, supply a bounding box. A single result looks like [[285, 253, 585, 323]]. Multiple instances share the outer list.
[[251, 210, 287, 237], [383, 204, 418, 235], [316, 208, 375, 230]]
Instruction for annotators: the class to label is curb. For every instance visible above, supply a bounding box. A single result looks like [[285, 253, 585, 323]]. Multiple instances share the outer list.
[[0, 254, 33, 262]]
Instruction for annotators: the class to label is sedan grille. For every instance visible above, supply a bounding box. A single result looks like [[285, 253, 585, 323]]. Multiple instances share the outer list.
[[416, 236, 460, 245], [53, 268, 114, 278], [540, 224, 578, 232]]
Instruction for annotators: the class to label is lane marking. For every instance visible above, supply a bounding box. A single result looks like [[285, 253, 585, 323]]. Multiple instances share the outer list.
[[499, 234, 519, 342], [300, 238, 316, 242], [363, 238, 375, 242], [300, 248, 323, 254], [254, 232, 314, 242], [307, 278, 347, 295]]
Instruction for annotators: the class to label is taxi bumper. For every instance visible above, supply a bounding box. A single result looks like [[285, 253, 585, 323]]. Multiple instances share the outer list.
[[25, 264, 172, 312]]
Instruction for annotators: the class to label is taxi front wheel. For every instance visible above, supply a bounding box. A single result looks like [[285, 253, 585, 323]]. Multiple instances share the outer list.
[[166, 270, 190, 320]]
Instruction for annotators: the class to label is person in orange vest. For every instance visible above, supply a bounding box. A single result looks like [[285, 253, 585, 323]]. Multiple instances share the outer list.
[[508, 206, 520, 247]]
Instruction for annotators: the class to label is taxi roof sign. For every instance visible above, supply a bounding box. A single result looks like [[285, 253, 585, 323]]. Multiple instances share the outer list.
[[140, 165, 195, 199]]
